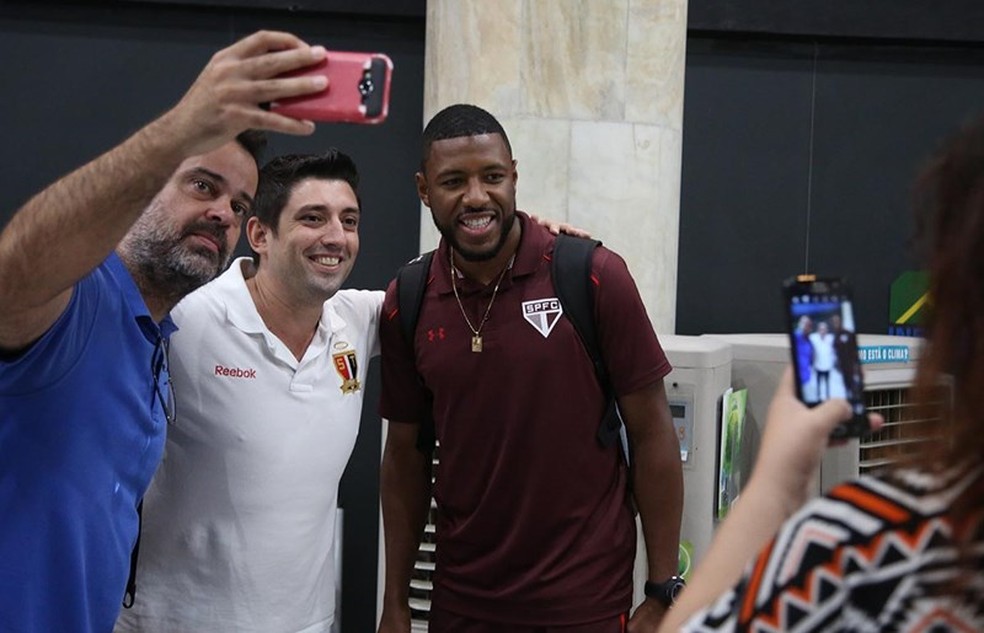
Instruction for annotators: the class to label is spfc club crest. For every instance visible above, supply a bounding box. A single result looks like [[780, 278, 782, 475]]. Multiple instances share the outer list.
[[522, 297, 563, 338]]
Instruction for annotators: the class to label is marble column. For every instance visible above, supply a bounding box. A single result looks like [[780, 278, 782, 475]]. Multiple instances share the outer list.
[[420, 0, 688, 333]]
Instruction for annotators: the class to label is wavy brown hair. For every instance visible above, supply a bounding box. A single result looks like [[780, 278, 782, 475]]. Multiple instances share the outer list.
[[910, 114, 984, 586]]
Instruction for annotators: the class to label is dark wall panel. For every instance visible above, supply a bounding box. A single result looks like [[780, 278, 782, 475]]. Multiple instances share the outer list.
[[808, 48, 984, 332], [677, 40, 815, 335], [689, 0, 984, 44], [116, 0, 426, 18], [677, 38, 984, 336], [0, 3, 423, 631]]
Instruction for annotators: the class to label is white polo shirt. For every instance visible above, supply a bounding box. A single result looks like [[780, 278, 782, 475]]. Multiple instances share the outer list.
[[115, 258, 382, 633]]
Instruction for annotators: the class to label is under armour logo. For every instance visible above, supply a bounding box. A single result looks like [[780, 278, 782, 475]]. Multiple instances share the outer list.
[[427, 327, 446, 342]]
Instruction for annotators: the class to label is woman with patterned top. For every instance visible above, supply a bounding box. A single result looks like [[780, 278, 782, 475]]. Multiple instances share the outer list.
[[659, 115, 984, 633]]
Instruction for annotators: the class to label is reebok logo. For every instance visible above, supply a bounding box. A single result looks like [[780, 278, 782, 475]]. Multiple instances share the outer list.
[[214, 364, 257, 379]]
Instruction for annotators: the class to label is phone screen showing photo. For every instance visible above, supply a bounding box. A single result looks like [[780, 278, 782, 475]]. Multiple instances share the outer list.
[[784, 277, 869, 436]]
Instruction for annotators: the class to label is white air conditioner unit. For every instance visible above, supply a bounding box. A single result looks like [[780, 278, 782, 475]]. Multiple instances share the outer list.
[[704, 333, 935, 493]]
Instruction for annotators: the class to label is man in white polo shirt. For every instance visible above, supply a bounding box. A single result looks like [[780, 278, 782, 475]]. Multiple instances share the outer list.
[[115, 150, 380, 633]]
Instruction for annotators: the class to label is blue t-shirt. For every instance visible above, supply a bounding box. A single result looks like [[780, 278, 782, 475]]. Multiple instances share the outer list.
[[0, 253, 174, 633]]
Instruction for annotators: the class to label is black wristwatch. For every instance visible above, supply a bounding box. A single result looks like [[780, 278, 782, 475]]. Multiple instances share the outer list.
[[644, 575, 686, 607]]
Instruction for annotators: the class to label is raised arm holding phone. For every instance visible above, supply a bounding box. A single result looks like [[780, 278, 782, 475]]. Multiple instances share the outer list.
[[0, 30, 331, 633], [0, 31, 326, 346]]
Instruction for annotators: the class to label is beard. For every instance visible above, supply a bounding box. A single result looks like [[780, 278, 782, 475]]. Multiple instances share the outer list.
[[121, 208, 232, 302], [434, 209, 516, 263]]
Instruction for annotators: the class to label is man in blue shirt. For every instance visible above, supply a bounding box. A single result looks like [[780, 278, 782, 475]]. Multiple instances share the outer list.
[[0, 30, 330, 633]]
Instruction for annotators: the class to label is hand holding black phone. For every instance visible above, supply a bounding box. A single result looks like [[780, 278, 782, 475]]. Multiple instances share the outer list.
[[782, 275, 870, 438]]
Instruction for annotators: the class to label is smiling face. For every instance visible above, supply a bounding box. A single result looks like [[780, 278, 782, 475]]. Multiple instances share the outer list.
[[248, 176, 360, 306], [120, 140, 257, 299], [417, 133, 519, 264]]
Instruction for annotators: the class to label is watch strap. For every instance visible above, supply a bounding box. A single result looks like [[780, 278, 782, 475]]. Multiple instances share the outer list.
[[644, 575, 686, 607]]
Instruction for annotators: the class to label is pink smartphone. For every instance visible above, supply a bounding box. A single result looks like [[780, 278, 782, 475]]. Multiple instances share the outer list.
[[269, 51, 393, 124]]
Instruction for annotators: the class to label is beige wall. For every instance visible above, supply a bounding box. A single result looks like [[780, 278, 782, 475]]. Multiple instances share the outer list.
[[420, 0, 688, 333]]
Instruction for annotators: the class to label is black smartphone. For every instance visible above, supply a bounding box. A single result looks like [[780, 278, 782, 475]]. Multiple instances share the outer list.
[[782, 275, 870, 438]]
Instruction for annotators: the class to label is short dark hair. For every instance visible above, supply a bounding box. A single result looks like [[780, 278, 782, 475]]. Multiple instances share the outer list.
[[250, 149, 360, 256], [420, 104, 512, 170], [235, 130, 267, 169]]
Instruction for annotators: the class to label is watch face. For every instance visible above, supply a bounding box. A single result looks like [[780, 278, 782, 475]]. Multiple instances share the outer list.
[[669, 579, 685, 602], [646, 577, 686, 606]]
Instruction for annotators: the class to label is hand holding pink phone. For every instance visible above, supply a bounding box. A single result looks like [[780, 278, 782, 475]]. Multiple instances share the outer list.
[[269, 50, 393, 124]]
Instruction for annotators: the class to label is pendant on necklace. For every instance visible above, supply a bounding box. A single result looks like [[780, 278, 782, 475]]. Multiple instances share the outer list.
[[471, 335, 483, 353]]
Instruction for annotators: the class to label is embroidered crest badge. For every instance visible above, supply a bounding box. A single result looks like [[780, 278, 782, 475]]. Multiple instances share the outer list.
[[522, 297, 563, 338], [332, 348, 361, 394]]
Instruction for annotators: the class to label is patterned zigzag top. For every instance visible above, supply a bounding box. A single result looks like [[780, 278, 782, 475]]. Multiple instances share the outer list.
[[682, 465, 984, 632]]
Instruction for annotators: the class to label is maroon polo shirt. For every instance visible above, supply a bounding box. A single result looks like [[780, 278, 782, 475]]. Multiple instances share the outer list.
[[380, 212, 671, 625]]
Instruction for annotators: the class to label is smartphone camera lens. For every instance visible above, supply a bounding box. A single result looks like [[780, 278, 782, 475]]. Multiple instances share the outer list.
[[358, 71, 375, 99]]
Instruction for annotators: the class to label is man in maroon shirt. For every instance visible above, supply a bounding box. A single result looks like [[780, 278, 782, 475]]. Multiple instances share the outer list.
[[377, 104, 684, 633]]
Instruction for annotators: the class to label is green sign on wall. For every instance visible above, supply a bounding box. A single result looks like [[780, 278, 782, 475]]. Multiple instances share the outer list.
[[888, 271, 928, 336]]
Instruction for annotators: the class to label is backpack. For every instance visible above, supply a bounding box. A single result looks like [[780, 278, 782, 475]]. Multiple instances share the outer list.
[[395, 233, 627, 462]]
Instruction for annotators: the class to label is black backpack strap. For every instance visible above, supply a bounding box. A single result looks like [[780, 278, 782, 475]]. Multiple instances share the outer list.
[[395, 250, 436, 454], [552, 234, 624, 453], [397, 251, 434, 346]]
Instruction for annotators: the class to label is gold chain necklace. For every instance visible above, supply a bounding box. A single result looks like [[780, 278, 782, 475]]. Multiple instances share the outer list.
[[450, 250, 511, 353]]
